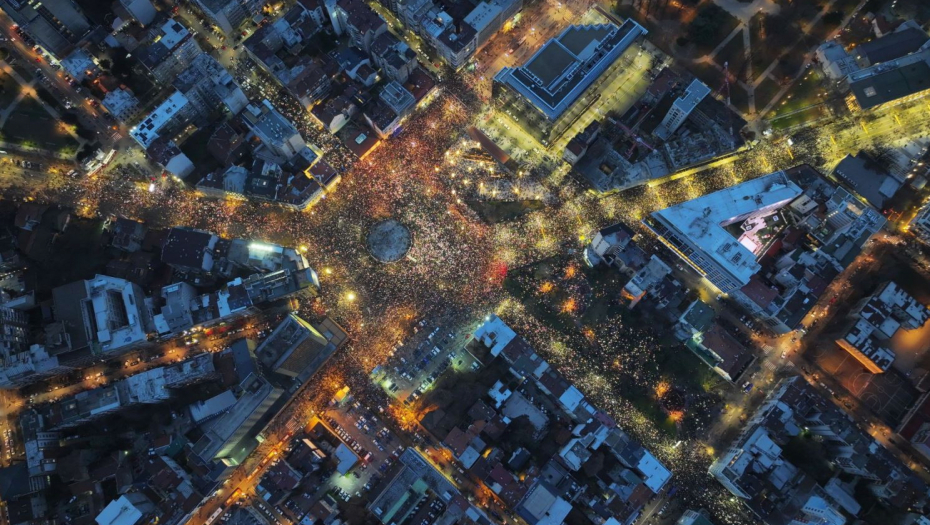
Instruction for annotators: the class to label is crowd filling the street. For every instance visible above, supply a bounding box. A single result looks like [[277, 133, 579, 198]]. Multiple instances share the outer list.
[[3, 1, 930, 525]]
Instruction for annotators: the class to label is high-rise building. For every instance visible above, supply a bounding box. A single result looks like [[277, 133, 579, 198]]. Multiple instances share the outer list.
[[136, 20, 203, 82], [189, 345, 283, 481], [645, 166, 886, 334], [130, 91, 193, 148], [0, 305, 29, 353], [0, 0, 92, 58], [51, 275, 155, 361], [118, 0, 157, 25], [645, 172, 803, 295], [193, 0, 262, 34], [493, 20, 647, 145], [654, 79, 711, 141], [172, 54, 249, 120], [242, 101, 308, 161]]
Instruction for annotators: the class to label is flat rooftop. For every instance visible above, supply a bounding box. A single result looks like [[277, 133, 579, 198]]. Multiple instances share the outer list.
[[130, 91, 189, 148], [494, 20, 646, 120], [649, 172, 803, 286], [849, 58, 930, 110]]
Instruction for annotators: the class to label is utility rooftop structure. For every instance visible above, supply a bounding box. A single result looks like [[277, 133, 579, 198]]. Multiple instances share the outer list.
[[493, 20, 646, 144], [846, 49, 930, 111], [645, 171, 803, 293], [242, 100, 308, 162], [130, 91, 190, 148]]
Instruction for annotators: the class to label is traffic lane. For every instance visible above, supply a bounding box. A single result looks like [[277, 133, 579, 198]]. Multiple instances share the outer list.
[[13, 312, 283, 412], [0, 32, 116, 143], [0, 13, 126, 144]]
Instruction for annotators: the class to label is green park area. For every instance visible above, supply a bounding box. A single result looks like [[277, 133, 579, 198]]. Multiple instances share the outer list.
[[769, 70, 827, 116], [501, 254, 725, 439], [754, 76, 783, 112], [1, 96, 79, 153], [0, 71, 20, 109], [768, 70, 830, 130]]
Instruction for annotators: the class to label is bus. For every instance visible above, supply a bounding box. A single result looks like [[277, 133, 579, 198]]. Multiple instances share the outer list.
[[224, 489, 242, 507], [205, 508, 224, 525]]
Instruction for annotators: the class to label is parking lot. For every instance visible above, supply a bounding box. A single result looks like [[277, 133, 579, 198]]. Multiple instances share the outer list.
[[316, 400, 405, 505], [377, 316, 484, 405]]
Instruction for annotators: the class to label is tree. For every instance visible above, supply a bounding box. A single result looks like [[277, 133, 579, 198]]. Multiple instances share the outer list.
[[502, 415, 539, 451], [111, 54, 135, 81], [822, 11, 843, 29], [430, 389, 454, 409], [61, 112, 79, 125], [581, 451, 605, 478], [763, 14, 800, 49], [687, 5, 730, 51]]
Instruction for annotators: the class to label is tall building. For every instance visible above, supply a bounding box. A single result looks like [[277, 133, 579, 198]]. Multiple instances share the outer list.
[[328, 0, 386, 53], [419, 9, 476, 69], [370, 32, 418, 83], [130, 91, 193, 148], [0, 305, 29, 353], [465, 0, 521, 48], [0, 0, 92, 58], [172, 54, 249, 120], [118, 0, 157, 25], [493, 20, 647, 145], [42, 355, 214, 429], [385, 0, 520, 69], [845, 48, 930, 112], [253, 314, 346, 381], [654, 79, 711, 141], [51, 275, 155, 361], [102, 88, 142, 122], [0, 343, 74, 389], [136, 20, 203, 82], [646, 166, 886, 334], [45, 385, 124, 429], [242, 101, 308, 161], [189, 344, 283, 482], [194, 0, 262, 34], [19, 410, 59, 491], [645, 171, 803, 295]]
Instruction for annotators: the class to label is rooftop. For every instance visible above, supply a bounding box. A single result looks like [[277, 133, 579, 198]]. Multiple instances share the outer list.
[[161, 227, 217, 272], [832, 153, 901, 209], [849, 56, 930, 110], [243, 100, 302, 147], [857, 26, 930, 65], [494, 21, 646, 120], [130, 91, 189, 148], [648, 171, 803, 286]]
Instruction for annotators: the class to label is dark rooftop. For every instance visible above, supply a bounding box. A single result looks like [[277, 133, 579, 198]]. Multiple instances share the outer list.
[[857, 27, 929, 65], [849, 59, 930, 110]]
